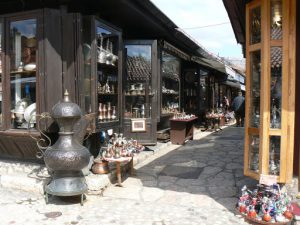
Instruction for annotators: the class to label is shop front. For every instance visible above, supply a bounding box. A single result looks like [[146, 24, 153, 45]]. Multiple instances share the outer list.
[[0, 0, 220, 161]]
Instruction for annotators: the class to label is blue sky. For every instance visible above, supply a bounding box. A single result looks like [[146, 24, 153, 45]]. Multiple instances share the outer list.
[[150, 0, 244, 60]]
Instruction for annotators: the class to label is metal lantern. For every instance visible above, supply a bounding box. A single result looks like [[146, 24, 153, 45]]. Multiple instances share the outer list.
[[43, 90, 90, 205]]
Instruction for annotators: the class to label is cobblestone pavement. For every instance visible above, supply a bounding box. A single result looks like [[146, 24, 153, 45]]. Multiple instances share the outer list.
[[0, 126, 256, 225]]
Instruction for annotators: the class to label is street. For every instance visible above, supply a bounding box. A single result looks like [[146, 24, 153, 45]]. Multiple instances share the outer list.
[[0, 126, 255, 225]]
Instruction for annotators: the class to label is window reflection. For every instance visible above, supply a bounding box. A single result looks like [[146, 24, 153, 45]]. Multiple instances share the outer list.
[[250, 51, 261, 128], [269, 136, 280, 175], [250, 7, 261, 44], [10, 19, 37, 129], [162, 51, 180, 114], [270, 47, 282, 129], [125, 45, 152, 119], [271, 0, 283, 39], [249, 135, 259, 173]]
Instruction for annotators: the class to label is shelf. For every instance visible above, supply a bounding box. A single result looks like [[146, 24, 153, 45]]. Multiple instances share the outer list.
[[161, 113, 174, 117], [10, 70, 36, 75], [125, 94, 145, 97], [185, 95, 197, 98], [102, 33, 118, 39], [98, 93, 118, 96], [125, 93, 154, 97], [96, 120, 119, 130], [97, 62, 118, 70], [162, 92, 179, 95]]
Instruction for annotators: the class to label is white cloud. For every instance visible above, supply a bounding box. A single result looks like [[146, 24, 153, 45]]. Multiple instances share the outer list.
[[151, 0, 243, 59]]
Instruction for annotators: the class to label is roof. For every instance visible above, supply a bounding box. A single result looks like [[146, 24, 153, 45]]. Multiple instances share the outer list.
[[222, 0, 247, 53]]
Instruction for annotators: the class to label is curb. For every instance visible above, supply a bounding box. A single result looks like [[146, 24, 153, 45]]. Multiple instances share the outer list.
[[0, 141, 175, 195]]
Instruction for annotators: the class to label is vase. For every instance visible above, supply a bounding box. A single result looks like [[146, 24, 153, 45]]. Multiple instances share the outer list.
[[91, 159, 109, 174]]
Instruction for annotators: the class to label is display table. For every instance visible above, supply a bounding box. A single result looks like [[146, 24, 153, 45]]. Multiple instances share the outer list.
[[103, 156, 133, 186], [205, 116, 223, 132], [170, 117, 197, 145]]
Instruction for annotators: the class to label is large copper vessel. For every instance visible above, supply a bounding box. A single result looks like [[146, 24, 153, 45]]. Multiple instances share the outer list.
[[43, 90, 90, 204]]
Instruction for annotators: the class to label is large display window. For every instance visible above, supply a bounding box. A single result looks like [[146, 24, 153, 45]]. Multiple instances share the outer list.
[[161, 51, 180, 115], [9, 19, 37, 129]]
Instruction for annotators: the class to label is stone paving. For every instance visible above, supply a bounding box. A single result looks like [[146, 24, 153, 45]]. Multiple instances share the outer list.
[[0, 126, 259, 224]]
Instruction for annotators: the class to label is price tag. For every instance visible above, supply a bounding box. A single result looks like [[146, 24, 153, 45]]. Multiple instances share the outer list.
[[259, 174, 277, 186]]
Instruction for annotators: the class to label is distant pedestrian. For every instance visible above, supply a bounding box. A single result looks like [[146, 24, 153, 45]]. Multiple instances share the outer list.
[[222, 96, 230, 112], [231, 91, 245, 127]]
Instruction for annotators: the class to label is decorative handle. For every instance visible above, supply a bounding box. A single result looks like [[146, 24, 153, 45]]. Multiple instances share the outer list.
[[28, 112, 52, 159]]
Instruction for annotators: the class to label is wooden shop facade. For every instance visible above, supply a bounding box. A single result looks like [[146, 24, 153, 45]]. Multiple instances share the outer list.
[[0, 0, 239, 162]]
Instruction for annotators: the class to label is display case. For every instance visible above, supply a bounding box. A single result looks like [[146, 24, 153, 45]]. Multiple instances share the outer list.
[[123, 40, 158, 145], [0, 9, 67, 160], [161, 51, 180, 115], [9, 18, 37, 129], [81, 16, 122, 133], [183, 69, 198, 114], [95, 20, 121, 128], [244, 0, 295, 183]]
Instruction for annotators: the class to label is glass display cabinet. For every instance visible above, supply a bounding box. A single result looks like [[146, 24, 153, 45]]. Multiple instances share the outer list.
[[9, 19, 37, 129], [82, 16, 122, 133], [123, 40, 158, 145], [161, 51, 180, 115], [183, 69, 198, 114], [95, 20, 121, 128], [244, 0, 295, 183]]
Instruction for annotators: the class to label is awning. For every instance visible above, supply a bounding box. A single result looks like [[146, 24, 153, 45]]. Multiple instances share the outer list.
[[191, 56, 226, 74], [221, 80, 241, 89]]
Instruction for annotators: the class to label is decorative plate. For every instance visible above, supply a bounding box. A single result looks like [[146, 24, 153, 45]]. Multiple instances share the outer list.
[[24, 103, 36, 123]]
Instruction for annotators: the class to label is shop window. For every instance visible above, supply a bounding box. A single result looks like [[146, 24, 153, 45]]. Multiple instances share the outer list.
[[271, 0, 283, 40], [269, 136, 281, 176], [161, 51, 180, 115], [249, 135, 260, 173], [249, 50, 261, 128], [250, 6, 261, 44], [9, 19, 37, 129], [125, 45, 152, 119], [270, 47, 282, 129]]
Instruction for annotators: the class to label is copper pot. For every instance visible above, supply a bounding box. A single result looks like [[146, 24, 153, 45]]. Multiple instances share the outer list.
[[92, 159, 109, 174]]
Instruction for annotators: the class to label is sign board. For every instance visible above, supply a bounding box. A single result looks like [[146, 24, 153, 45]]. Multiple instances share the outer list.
[[259, 174, 277, 186]]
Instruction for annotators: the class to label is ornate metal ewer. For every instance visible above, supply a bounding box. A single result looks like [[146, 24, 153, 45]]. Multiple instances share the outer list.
[[38, 90, 90, 205]]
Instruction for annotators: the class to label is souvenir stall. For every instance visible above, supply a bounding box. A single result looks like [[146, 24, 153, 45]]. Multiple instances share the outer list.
[[0, 3, 125, 160]]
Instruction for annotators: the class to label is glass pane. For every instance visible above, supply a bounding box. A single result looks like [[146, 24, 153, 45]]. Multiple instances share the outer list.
[[270, 47, 282, 129], [82, 18, 92, 114], [250, 6, 261, 44], [271, 0, 283, 40], [125, 45, 152, 119], [0, 22, 3, 125], [10, 19, 37, 129], [96, 24, 119, 123], [269, 136, 280, 175], [249, 51, 261, 128], [249, 135, 259, 173], [162, 51, 180, 114]]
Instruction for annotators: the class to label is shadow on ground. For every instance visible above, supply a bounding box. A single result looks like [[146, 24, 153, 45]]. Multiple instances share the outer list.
[[124, 126, 257, 213]]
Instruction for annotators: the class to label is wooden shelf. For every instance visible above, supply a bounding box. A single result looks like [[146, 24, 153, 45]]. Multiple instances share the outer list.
[[10, 70, 36, 75], [97, 62, 117, 70], [162, 92, 179, 95], [98, 93, 118, 96]]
